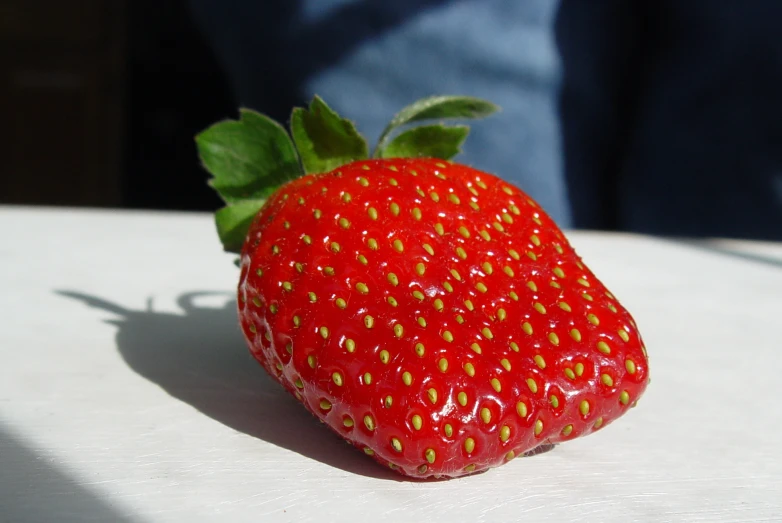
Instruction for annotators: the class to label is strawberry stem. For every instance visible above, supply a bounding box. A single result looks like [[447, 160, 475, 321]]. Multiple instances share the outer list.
[[195, 95, 499, 254]]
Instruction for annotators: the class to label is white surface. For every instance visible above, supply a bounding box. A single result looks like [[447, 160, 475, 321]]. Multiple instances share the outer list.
[[1, 205, 781, 523]]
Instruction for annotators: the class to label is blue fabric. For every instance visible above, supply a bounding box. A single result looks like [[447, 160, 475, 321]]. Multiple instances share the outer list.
[[191, 0, 782, 240]]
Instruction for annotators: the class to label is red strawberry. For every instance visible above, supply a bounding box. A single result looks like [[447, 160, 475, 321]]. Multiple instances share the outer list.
[[196, 96, 649, 478]]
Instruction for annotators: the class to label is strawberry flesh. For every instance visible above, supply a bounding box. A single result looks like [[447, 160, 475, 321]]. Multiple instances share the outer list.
[[237, 158, 649, 478]]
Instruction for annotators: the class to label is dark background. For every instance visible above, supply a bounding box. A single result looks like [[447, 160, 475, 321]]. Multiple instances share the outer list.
[[3, 1, 782, 240]]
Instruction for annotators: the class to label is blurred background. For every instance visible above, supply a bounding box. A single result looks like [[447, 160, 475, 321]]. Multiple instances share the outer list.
[[2, 0, 781, 240]]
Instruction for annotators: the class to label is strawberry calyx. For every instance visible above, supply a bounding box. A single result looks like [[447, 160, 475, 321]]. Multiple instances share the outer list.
[[196, 95, 499, 253]]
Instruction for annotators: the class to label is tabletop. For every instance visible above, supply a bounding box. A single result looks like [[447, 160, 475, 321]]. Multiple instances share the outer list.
[[1, 205, 781, 523]]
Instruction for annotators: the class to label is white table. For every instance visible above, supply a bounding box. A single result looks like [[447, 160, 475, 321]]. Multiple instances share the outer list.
[[1, 206, 780, 523]]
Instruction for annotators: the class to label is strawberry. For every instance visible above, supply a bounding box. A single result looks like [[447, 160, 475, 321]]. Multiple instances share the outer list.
[[196, 95, 649, 478]]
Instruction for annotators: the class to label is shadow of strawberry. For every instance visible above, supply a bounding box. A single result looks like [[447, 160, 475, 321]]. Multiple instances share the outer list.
[[56, 290, 402, 481]]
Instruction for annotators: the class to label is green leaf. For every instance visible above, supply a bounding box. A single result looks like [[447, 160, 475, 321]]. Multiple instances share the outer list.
[[214, 199, 266, 253], [380, 124, 470, 160], [374, 95, 499, 156], [196, 109, 301, 204], [290, 95, 369, 174]]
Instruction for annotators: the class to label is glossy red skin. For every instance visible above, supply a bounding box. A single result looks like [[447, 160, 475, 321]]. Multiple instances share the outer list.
[[237, 158, 649, 478]]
